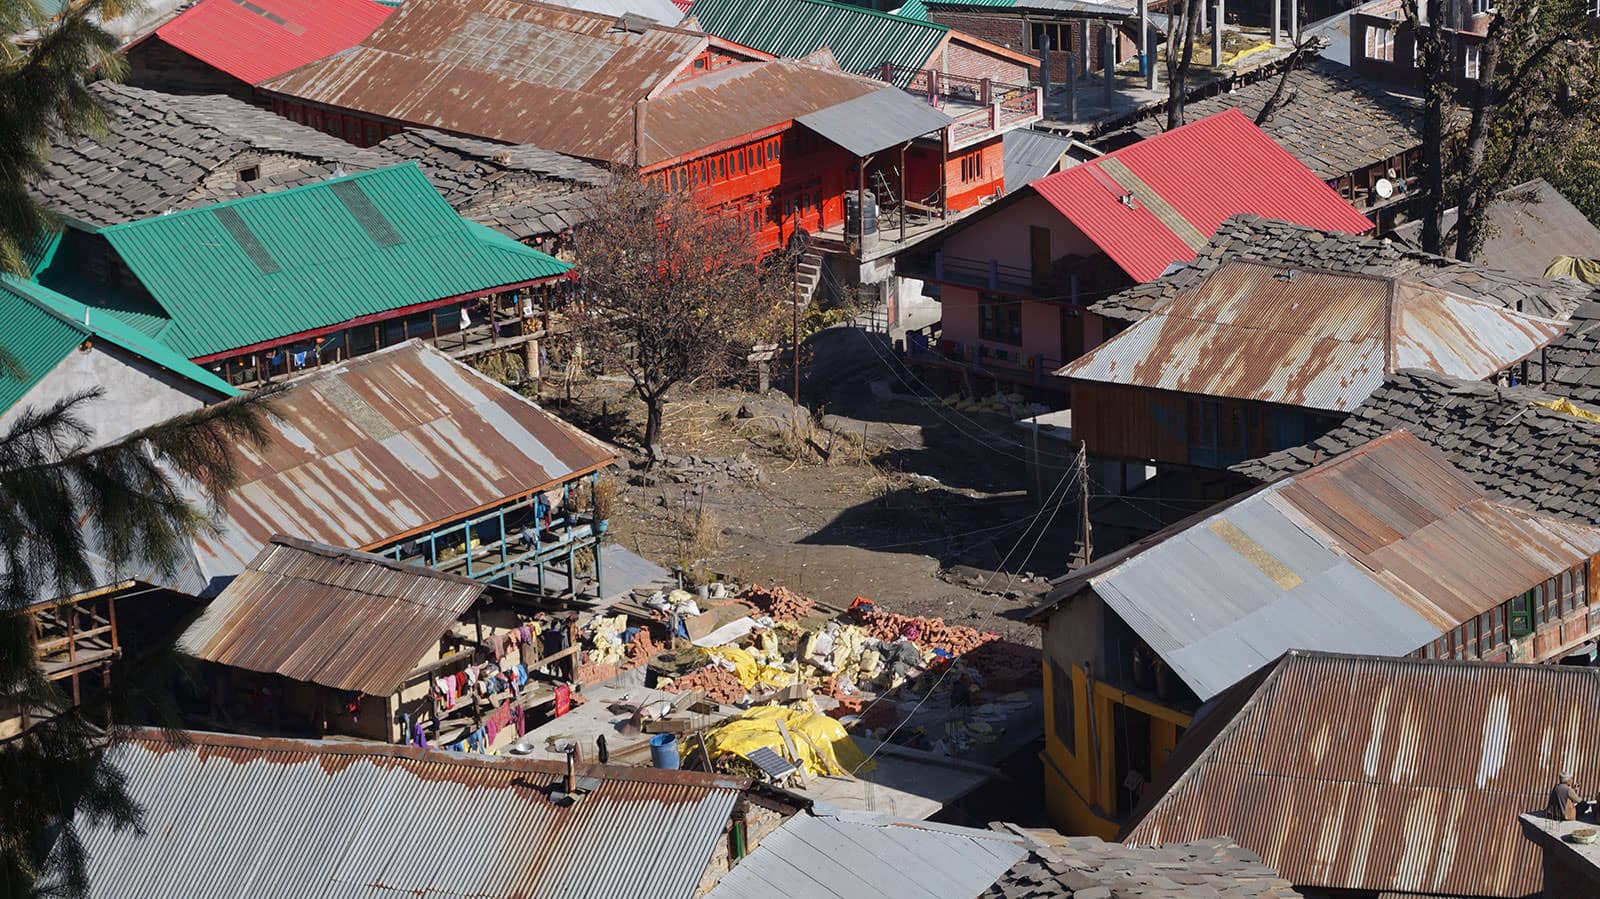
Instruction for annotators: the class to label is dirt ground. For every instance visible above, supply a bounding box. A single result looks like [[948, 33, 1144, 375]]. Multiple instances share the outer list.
[[535, 354, 1085, 648]]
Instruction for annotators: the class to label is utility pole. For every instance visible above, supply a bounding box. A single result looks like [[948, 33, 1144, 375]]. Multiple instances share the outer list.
[[792, 265, 800, 406], [1073, 443, 1092, 568]]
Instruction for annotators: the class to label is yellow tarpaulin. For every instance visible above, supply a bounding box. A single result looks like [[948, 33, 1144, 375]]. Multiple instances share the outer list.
[[699, 646, 793, 691], [1544, 256, 1600, 285], [704, 706, 875, 776], [1532, 397, 1600, 424]]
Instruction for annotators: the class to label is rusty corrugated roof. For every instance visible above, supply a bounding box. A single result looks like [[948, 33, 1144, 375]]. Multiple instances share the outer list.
[[72, 729, 751, 899], [1125, 650, 1600, 898], [1058, 259, 1568, 412], [178, 537, 487, 694], [192, 341, 617, 586], [260, 0, 709, 164], [1036, 431, 1600, 701]]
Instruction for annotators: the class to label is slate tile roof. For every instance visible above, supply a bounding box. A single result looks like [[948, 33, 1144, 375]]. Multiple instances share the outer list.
[[982, 835, 1302, 898], [1128, 57, 1420, 181], [35, 82, 388, 227], [1092, 214, 1599, 323], [1544, 300, 1600, 404], [35, 84, 607, 241], [375, 129, 609, 240], [1231, 370, 1600, 526]]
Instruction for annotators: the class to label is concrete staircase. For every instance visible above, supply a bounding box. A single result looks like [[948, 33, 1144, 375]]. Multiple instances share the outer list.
[[794, 250, 824, 304]]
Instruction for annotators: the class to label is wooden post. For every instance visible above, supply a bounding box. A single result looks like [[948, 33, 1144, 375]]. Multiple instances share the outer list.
[[899, 141, 908, 243]]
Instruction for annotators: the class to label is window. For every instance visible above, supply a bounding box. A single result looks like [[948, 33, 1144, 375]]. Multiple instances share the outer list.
[[719, 156, 727, 180], [1050, 660, 1077, 755], [1029, 21, 1071, 52], [238, 166, 260, 183], [756, 144, 765, 167], [960, 152, 982, 183], [1464, 44, 1483, 80], [1511, 591, 1534, 637], [1365, 24, 1395, 62], [1463, 618, 1478, 658], [769, 139, 780, 161], [735, 152, 744, 174], [978, 294, 1022, 345], [1491, 605, 1506, 649]]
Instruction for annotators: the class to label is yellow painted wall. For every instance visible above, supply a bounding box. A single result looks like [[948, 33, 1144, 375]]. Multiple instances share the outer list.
[[1041, 657, 1194, 837]]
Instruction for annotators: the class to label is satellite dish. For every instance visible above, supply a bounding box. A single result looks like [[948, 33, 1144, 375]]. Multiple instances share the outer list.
[[1375, 178, 1396, 200]]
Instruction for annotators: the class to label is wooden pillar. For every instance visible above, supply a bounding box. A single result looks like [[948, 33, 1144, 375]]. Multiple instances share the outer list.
[[899, 142, 908, 243], [1103, 23, 1115, 107]]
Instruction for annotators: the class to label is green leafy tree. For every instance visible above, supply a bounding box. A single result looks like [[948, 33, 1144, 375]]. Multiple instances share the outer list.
[[0, 0, 130, 276], [1402, 0, 1600, 260]]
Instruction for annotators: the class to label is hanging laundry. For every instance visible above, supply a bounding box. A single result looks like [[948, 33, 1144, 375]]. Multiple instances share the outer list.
[[460, 307, 472, 330], [554, 684, 572, 717], [513, 702, 526, 738], [292, 350, 307, 369]]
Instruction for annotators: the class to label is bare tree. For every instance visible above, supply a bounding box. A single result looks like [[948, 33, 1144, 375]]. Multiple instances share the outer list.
[[1254, 36, 1324, 127], [573, 176, 781, 460], [1402, 0, 1599, 260], [1165, 0, 1203, 129]]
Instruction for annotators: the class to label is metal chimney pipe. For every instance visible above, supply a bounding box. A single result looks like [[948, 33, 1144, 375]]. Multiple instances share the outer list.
[[565, 745, 577, 794]]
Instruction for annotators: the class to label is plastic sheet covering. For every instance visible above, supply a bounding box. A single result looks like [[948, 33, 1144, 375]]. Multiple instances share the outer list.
[[1544, 255, 1600, 284], [1531, 396, 1600, 424], [705, 706, 876, 776], [698, 645, 793, 691]]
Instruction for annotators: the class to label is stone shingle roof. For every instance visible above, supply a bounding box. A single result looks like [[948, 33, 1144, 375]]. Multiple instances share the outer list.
[[1128, 57, 1420, 181], [982, 836, 1302, 898], [374, 129, 609, 241], [1092, 215, 1599, 323], [36, 82, 388, 227], [36, 85, 608, 242], [1231, 370, 1600, 526]]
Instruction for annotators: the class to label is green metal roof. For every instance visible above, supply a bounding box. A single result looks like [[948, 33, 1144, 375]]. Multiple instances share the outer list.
[[52, 164, 571, 360], [0, 275, 238, 414], [689, 0, 949, 75]]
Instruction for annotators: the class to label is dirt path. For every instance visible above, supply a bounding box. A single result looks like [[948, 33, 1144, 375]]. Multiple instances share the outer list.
[[540, 373, 1081, 648]]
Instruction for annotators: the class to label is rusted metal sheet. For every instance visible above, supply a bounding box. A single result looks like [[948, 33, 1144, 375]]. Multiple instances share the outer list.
[[193, 341, 617, 586], [1126, 650, 1600, 898], [77, 728, 749, 899], [178, 537, 486, 695], [637, 57, 890, 166], [1058, 259, 1567, 412], [260, 0, 708, 164], [1036, 431, 1600, 701]]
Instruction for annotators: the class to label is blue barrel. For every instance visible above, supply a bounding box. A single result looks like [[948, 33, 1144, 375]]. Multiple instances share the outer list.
[[650, 733, 680, 769]]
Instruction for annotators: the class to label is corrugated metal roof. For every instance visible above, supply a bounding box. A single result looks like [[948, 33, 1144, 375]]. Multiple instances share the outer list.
[[705, 806, 1026, 898], [71, 729, 748, 899], [1057, 259, 1566, 412], [179, 537, 487, 695], [260, 0, 709, 165], [1002, 128, 1077, 193], [687, 0, 949, 76], [0, 274, 237, 415], [793, 85, 953, 157], [1125, 651, 1600, 897], [141, 0, 392, 85], [548, 0, 686, 23], [638, 58, 895, 165], [1038, 431, 1600, 701], [74, 164, 569, 360], [1031, 110, 1374, 283], [190, 341, 618, 586]]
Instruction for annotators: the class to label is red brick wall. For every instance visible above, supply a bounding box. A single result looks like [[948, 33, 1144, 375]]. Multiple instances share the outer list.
[[945, 137, 1005, 211], [945, 37, 1032, 85], [930, 11, 1122, 81]]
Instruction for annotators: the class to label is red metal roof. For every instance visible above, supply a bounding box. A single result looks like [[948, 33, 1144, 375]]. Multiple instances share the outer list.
[[146, 0, 392, 85], [1031, 109, 1374, 283]]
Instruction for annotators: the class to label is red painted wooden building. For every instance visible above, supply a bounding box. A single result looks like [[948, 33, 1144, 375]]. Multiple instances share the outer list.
[[258, 0, 1039, 260]]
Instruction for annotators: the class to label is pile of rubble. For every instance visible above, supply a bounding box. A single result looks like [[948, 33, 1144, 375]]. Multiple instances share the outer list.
[[631, 452, 764, 486]]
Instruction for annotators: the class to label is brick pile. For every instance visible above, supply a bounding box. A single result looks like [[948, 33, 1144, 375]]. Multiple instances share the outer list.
[[662, 666, 746, 704], [625, 626, 660, 667], [738, 585, 815, 622], [850, 606, 997, 658]]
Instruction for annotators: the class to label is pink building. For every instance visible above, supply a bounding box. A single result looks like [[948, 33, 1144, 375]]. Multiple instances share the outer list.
[[897, 110, 1375, 396]]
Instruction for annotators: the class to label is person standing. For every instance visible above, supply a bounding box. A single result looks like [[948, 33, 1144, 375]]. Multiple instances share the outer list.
[[1549, 772, 1582, 821]]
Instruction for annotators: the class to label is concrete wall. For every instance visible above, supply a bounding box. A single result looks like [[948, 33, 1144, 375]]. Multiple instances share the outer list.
[[942, 193, 1098, 269], [0, 343, 222, 447]]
